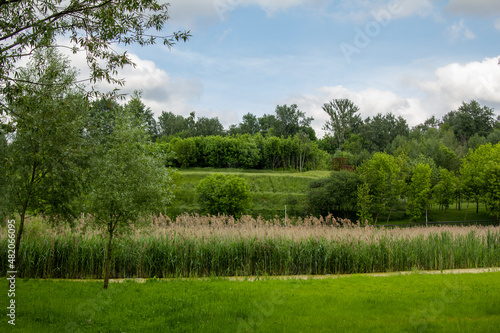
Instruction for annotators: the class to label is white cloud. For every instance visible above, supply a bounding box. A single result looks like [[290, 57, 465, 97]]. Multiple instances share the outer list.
[[167, 0, 435, 27], [166, 0, 220, 27], [287, 86, 428, 138], [58, 41, 204, 119], [394, 0, 434, 18], [331, 0, 435, 22], [96, 54, 203, 118], [445, 19, 476, 42], [446, 0, 500, 16], [167, 0, 320, 25], [495, 19, 500, 31], [244, 0, 322, 14], [416, 56, 500, 110], [287, 56, 500, 138]]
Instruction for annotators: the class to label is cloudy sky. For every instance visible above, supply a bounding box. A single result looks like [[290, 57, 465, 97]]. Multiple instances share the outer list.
[[94, 0, 500, 137]]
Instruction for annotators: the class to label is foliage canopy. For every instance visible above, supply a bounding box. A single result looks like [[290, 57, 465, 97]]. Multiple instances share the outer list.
[[85, 107, 174, 288], [196, 173, 252, 218], [0, 0, 190, 113], [1, 48, 89, 265], [307, 170, 361, 219]]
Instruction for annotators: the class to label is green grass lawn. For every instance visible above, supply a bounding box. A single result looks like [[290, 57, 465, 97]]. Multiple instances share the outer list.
[[4, 272, 500, 332], [177, 168, 331, 178]]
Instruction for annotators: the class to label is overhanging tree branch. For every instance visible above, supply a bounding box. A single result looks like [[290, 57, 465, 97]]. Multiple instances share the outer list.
[[0, 0, 190, 102]]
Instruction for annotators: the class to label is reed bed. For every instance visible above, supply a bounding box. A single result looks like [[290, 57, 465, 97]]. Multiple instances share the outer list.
[[1, 214, 499, 279]]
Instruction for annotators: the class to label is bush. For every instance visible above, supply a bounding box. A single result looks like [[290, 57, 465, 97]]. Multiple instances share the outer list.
[[171, 137, 198, 168], [196, 174, 252, 218], [307, 170, 361, 219]]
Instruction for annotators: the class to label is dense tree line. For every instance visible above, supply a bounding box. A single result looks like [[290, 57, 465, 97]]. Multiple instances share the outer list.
[[165, 134, 330, 171], [152, 98, 499, 173], [153, 92, 499, 222], [156, 103, 316, 141], [308, 143, 500, 223]]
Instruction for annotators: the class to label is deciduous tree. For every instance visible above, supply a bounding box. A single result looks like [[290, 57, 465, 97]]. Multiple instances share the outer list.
[[1, 48, 89, 267], [433, 168, 457, 221], [85, 108, 174, 289], [461, 143, 500, 220], [274, 104, 313, 138], [195, 116, 225, 137], [406, 163, 432, 221], [124, 91, 158, 140], [322, 99, 362, 150], [357, 152, 405, 224], [239, 113, 261, 135], [307, 171, 361, 219], [442, 100, 495, 145]]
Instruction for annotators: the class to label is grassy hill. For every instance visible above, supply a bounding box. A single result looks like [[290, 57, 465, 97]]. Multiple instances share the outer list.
[[169, 168, 330, 219], [167, 168, 496, 225]]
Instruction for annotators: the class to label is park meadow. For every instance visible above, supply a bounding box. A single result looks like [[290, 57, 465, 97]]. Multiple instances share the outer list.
[[1, 214, 500, 333]]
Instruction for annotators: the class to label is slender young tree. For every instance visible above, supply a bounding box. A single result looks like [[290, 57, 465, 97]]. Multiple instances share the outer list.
[[461, 143, 500, 221], [357, 183, 373, 224], [406, 163, 432, 222], [357, 152, 405, 224], [433, 168, 457, 221], [85, 108, 174, 289], [124, 90, 158, 140]]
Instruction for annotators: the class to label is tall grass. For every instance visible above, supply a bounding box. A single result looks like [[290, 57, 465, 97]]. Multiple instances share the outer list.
[[1, 214, 499, 279]]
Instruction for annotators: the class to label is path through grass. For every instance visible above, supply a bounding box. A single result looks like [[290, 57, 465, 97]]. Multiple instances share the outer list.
[[3, 272, 500, 332]]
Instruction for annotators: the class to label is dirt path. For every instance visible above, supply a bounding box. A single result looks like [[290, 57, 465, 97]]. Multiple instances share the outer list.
[[61, 267, 500, 283]]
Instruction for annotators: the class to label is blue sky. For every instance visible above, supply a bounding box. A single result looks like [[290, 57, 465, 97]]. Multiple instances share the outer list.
[[92, 0, 500, 137]]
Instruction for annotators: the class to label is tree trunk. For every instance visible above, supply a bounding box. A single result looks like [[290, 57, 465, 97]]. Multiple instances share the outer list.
[[14, 200, 29, 271], [104, 223, 114, 290], [386, 207, 394, 223], [476, 198, 479, 214], [14, 215, 24, 272]]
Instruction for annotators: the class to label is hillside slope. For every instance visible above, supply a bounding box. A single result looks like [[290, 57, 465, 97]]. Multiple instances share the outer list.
[[169, 168, 330, 218]]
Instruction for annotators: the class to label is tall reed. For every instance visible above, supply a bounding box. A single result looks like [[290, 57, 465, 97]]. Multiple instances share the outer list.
[[1, 214, 499, 278]]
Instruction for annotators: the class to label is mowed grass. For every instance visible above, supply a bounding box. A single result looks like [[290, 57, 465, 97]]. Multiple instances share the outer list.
[[5, 272, 500, 332], [172, 168, 329, 218]]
